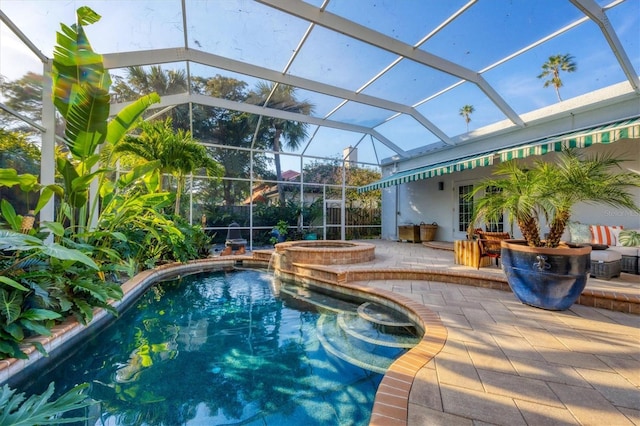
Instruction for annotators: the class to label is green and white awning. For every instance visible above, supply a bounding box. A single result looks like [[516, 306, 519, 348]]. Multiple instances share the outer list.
[[358, 117, 640, 193], [498, 117, 640, 161], [357, 154, 494, 193]]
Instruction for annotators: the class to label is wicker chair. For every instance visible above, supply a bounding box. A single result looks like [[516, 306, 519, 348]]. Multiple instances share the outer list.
[[475, 230, 511, 269]]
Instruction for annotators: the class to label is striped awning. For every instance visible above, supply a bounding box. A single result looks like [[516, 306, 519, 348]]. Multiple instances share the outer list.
[[357, 154, 494, 193], [358, 117, 640, 193], [498, 117, 640, 161]]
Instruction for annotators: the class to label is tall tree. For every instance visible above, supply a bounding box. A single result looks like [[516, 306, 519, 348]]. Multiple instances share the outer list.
[[302, 159, 381, 208], [459, 104, 475, 132], [193, 75, 263, 206], [537, 54, 577, 102], [248, 82, 314, 205], [0, 72, 68, 141], [112, 66, 188, 100], [0, 72, 44, 133], [111, 66, 189, 125], [113, 118, 223, 216]]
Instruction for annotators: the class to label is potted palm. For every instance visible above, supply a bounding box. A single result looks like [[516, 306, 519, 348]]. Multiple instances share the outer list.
[[470, 149, 640, 310]]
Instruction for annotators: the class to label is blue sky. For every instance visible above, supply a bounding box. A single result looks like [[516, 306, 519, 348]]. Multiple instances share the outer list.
[[1, 0, 638, 172]]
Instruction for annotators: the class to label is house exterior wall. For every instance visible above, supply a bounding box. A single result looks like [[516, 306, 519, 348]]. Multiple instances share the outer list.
[[382, 139, 640, 242]]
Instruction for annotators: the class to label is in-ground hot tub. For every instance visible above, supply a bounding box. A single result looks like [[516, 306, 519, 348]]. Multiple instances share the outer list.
[[274, 240, 375, 266]]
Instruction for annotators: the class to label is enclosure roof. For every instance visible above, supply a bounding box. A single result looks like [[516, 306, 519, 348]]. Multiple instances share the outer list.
[[1, 0, 639, 169]]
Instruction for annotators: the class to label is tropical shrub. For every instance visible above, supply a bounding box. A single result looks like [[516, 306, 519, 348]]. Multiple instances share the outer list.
[[51, 6, 160, 235], [0, 230, 102, 359], [0, 382, 92, 425], [0, 6, 159, 359]]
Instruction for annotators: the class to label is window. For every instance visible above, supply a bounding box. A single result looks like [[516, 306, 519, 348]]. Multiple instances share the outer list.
[[484, 186, 504, 232], [458, 185, 474, 232]]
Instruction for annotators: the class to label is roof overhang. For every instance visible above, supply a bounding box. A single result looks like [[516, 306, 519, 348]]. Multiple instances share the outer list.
[[358, 116, 640, 192]]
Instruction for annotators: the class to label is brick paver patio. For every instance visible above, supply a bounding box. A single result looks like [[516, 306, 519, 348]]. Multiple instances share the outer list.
[[350, 240, 640, 425]]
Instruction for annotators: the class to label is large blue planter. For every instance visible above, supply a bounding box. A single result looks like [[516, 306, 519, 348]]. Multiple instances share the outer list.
[[500, 240, 592, 311]]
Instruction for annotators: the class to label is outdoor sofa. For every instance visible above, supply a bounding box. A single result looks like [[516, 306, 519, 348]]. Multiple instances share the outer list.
[[568, 222, 640, 279]]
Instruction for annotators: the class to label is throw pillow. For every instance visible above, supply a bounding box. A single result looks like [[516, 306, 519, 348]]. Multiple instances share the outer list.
[[609, 226, 622, 246], [618, 229, 640, 247], [590, 225, 623, 246], [568, 222, 591, 243]]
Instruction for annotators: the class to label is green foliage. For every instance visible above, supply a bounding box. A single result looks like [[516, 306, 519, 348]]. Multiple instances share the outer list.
[[0, 230, 121, 358], [0, 130, 40, 174], [268, 219, 290, 244], [0, 6, 214, 364], [0, 382, 93, 425], [470, 149, 640, 248], [101, 210, 211, 270], [113, 118, 223, 216], [51, 6, 160, 233], [172, 216, 212, 259], [0, 169, 62, 230]]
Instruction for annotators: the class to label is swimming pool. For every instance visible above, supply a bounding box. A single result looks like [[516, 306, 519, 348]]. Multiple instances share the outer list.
[[18, 268, 419, 425]]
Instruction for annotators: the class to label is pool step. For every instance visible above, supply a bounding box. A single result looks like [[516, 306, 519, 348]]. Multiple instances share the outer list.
[[317, 314, 404, 374], [279, 284, 359, 313], [337, 313, 419, 349], [280, 283, 418, 373], [357, 302, 414, 331]]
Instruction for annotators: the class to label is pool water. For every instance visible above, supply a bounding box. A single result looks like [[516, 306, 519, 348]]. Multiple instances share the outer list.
[[19, 268, 419, 425]]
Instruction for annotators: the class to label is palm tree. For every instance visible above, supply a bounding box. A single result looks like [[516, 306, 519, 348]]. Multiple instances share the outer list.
[[469, 160, 546, 247], [470, 149, 640, 248], [111, 66, 189, 126], [248, 82, 314, 205], [543, 149, 640, 247], [113, 118, 222, 216], [112, 66, 188, 101], [537, 54, 577, 102], [459, 105, 475, 132]]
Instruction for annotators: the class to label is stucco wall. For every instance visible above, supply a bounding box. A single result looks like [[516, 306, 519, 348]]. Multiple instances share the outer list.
[[382, 138, 640, 242]]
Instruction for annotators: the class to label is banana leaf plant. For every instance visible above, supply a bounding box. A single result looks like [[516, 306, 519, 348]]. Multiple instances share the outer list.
[[51, 5, 160, 235]]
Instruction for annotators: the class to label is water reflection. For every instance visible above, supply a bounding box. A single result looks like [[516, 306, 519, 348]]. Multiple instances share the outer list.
[[20, 269, 410, 425]]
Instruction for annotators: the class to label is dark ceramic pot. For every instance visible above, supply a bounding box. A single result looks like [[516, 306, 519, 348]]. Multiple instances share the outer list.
[[500, 240, 592, 310]]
